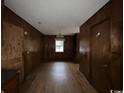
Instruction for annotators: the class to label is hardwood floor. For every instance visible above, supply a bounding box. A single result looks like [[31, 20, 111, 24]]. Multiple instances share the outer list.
[[21, 62, 98, 93]]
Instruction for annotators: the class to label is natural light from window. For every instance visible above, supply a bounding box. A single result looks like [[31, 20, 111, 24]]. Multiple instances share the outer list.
[[55, 40, 64, 52]]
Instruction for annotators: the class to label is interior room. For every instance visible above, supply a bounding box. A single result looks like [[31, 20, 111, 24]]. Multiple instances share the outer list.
[[1, 0, 123, 93]]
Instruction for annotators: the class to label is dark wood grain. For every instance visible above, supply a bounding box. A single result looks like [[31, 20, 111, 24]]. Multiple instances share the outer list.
[[43, 35, 75, 62], [91, 18, 111, 93], [79, 0, 122, 92], [2, 7, 44, 81]]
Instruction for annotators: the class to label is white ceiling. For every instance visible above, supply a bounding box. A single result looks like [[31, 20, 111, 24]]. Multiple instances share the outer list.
[[5, 0, 109, 35]]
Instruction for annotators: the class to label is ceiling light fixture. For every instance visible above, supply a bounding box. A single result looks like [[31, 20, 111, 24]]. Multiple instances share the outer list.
[[55, 32, 65, 41]]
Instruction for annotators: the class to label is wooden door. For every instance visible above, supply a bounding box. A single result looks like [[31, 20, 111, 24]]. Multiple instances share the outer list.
[[91, 19, 111, 93], [23, 35, 33, 78], [23, 52, 32, 77]]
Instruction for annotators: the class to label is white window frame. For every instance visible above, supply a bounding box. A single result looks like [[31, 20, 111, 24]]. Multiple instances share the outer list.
[[55, 39, 64, 52]]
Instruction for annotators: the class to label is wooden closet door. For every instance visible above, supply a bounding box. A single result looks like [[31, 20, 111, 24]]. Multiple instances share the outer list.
[[91, 19, 111, 93], [23, 52, 32, 77], [23, 36, 33, 77]]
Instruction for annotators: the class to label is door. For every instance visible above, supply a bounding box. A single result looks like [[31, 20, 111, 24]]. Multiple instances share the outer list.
[[23, 34, 33, 78], [23, 51, 32, 77], [91, 19, 111, 93]]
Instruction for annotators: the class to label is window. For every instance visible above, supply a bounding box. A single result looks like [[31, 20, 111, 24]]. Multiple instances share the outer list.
[[55, 40, 64, 52]]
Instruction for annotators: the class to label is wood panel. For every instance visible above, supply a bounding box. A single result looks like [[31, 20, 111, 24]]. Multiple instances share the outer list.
[[1, 0, 4, 32], [2, 18, 24, 82], [110, 0, 123, 89], [79, 26, 90, 81], [43, 35, 75, 62], [74, 34, 80, 63], [2, 7, 44, 81], [79, 0, 123, 92]]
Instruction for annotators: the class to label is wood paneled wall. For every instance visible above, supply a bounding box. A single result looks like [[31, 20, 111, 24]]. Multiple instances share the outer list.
[[2, 7, 44, 81], [2, 7, 77, 81], [74, 34, 80, 63], [43, 35, 76, 62], [23, 22, 44, 77], [79, 0, 122, 92]]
